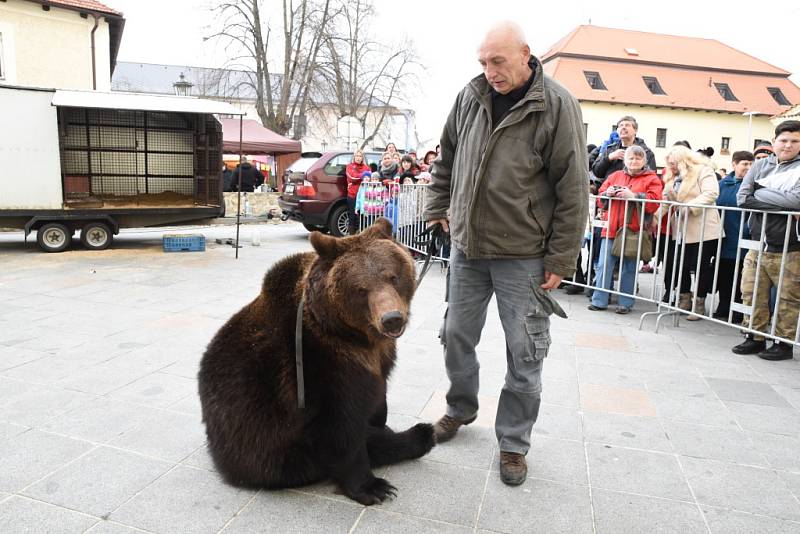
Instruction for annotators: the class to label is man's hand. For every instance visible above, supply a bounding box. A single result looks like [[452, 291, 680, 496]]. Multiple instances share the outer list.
[[427, 218, 449, 233], [540, 271, 563, 291], [609, 149, 626, 161]]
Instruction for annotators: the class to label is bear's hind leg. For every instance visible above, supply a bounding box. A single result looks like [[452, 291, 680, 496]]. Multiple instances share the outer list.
[[366, 423, 436, 467]]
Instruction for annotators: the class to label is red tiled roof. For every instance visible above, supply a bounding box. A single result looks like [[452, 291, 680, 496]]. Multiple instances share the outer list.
[[542, 25, 788, 75], [35, 0, 122, 16], [541, 26, 799, 116], [543, 57, 800, 116]]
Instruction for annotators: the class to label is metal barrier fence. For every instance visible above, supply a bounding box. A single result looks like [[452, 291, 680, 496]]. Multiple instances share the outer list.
[[354, 182, 800, 347]]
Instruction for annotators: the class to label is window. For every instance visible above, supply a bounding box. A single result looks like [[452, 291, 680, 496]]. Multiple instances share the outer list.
[[583, 71, 607, 90], [721, 137, 731, 154], [768, 87, 791, 106], [323, 153, 352, 176], [656, 128, 667, 148], [714, 82, 738, 102], [753, 138, 769, 150], [643, 76, 666, 95]]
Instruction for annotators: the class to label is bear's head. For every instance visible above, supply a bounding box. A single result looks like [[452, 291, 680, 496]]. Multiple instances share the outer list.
[[308, 218, 416, 340]]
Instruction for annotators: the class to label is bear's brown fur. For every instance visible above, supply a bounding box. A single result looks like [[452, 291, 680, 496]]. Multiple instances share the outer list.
[[198, 218, 435, 505]]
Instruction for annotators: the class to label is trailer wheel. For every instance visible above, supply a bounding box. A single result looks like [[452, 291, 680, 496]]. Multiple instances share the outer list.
[[80, 222, 113, 250], [37, 223, 72, 253]]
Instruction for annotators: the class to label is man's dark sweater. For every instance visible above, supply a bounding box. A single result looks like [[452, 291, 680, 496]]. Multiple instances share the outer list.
[[491, 68, 535, 128]]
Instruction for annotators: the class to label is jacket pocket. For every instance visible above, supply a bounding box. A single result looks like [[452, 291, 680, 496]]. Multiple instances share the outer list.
[[528, 196, 547, 248]]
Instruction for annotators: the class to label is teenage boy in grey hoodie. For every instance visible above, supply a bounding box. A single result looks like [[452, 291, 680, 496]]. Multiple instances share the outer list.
[[734, 120, 800, 360]]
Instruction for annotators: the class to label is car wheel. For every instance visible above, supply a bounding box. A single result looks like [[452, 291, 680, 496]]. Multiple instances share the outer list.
[[328, 205, 350, 238], [36, 223, 72, 253], [303, 223, 329, 234], [80, 222, 113, 250]]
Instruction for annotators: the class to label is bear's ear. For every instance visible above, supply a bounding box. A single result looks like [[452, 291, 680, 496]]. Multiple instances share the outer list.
[[309, 231, 344, 258], [360, 218, 393, 241]]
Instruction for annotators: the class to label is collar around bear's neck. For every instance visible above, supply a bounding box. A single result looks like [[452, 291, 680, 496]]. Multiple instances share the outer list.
[[295, 290, 306, 410]]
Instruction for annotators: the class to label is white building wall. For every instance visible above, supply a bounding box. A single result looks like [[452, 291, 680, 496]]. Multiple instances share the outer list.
[[582, 102, 776, 170], [0, 0, 112, 90]]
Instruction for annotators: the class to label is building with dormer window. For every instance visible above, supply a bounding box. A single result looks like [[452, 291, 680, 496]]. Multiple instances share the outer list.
[[542, 25, 800, 168]]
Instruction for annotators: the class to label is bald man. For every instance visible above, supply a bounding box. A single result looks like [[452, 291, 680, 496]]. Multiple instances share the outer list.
[[424, 22, 588, 486]]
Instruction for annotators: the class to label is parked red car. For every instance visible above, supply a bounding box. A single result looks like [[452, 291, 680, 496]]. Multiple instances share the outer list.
[[278, 151, 382, 236]]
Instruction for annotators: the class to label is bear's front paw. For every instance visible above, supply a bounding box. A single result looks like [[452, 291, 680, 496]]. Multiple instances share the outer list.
[[347, 477, 397, 506], [406, 422, 436, 457]]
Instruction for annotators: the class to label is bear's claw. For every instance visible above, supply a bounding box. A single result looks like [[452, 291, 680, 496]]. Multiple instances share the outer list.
[[348, 477, 397, 506]]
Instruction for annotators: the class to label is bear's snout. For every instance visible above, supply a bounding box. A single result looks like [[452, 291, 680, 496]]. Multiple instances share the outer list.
[[380, 311, 406, 338]]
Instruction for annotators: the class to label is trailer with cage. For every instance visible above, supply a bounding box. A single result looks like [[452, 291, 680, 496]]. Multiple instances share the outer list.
[[0, 85, 242, 252]]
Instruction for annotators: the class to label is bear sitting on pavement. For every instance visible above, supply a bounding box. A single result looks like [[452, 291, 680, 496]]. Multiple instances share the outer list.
[[198, 218, 436, 505]]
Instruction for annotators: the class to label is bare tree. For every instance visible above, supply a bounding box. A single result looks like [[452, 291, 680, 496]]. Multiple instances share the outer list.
[[208, 0, 332, 137], [316, 0, 419, 149]]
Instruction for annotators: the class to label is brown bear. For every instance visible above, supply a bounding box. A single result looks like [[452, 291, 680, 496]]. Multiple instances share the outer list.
[[198, 218, 435, 505]]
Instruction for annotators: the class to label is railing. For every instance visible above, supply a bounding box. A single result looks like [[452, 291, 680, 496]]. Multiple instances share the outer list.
[[355, 182, 800, 347]]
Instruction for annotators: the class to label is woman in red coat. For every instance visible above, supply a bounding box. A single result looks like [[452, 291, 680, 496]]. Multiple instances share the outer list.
[[589, 146, 663, 313], [346, 150, 370, 234]]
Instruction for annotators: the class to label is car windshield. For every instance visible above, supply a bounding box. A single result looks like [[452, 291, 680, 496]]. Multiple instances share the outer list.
[[287, 157, 319, 173]]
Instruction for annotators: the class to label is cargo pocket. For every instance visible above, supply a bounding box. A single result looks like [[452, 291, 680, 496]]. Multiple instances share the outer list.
[[523, 314, 551, 362]]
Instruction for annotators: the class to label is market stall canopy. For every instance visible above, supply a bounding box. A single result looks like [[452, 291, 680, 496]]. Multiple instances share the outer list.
[[52, 90, 244, 115], [220, 118, 302, 155]]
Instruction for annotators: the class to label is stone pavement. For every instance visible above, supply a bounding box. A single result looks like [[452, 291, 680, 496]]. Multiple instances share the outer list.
[[1, 221, 799, 534]]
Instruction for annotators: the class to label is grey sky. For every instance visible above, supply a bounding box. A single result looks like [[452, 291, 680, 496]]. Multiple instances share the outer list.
[[112, 0, 800, 149]]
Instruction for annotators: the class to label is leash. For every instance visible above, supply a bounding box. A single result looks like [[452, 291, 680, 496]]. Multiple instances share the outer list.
[[413, 223, 449, 285], [295, 290, 306, 409]]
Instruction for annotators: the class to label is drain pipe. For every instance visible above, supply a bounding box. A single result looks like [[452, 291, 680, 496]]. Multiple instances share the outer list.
[[89, 13, 100, 90]]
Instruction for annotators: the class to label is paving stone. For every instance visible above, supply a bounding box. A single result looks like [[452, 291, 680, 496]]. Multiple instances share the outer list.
[[747, 431, 800, 472], [498, 436, 588, 486], [108, 409, 206, 463], [541, 358, 578, 382], [23, 446, 170, 516], [376, 460, 485, 527], [706, 377, 790, 407], [109, 372, 198, 409], [778, 471, 800, 500], [182, 445, 216, 472], [533, 403, 584, 441], [110, 466, 254, 534], [681, 456, 800, 521], [663, 421, 766, 466], [774, 386, 800, 410], [0, 345, 48, 372], [643, 371, 714, 397], [222, 490, 362, 533], [83, 520, 145, 534], [40, 397, 164, 443], [0, 495, 98, 534], [725, 401, 800, 436], [702, 505, 800, 534], [577, 363, 646, 389], [424, 423, 496, 470], [649, 392, 737, 427], [582, 412, 672, 452], [541, 378, 580, 408], [580, 384, 656, 417], [592, 489, 707, 534], [586, 443, 692, 500], [354, 509, 471, 533], [1, 385, 96, 427], [478, 476, 592, 534], [0, 430, 92, 492], [0, 422, 29, 444]]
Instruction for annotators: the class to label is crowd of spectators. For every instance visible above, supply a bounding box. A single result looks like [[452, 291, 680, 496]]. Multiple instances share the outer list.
[[574, 115, 800, 361]]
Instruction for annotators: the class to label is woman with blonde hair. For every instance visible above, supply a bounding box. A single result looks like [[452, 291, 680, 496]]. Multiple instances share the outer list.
[[655, 145, 722, 319]]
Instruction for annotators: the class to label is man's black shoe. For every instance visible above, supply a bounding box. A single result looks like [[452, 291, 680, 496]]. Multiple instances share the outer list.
[[758, 343, 794, 361], [564, 285, 583, 295], [731, 337, 766, 355]]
